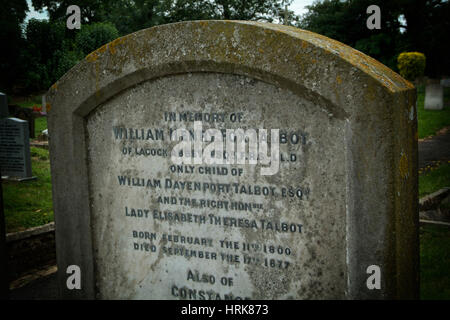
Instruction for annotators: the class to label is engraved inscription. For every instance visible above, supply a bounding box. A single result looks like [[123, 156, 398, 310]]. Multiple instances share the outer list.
[[87, 73, 347, 299]]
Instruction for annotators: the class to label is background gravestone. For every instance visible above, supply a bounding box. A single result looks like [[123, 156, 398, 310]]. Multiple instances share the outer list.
[[0, 93, 35, 181], [440, 78, 450, 88], [424, 80, 444, 110], [0, 93, 8, 118], [47, 21, 418, 300]]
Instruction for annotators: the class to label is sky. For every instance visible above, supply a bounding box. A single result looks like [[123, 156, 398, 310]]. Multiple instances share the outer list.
[[25, 0, 316, 22], [290, 0, 316, 16], [25, 0, 47, 22]]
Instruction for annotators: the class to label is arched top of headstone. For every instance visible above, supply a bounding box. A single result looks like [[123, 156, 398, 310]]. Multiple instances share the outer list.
[[46, 20, 414, 118]]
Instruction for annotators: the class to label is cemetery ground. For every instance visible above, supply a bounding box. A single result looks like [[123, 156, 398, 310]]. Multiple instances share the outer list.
[[3, 85, 450, 299], [417, 84, 450, 139]]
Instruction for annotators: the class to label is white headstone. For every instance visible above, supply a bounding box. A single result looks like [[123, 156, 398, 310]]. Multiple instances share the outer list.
[[424, 82, 444, 110]]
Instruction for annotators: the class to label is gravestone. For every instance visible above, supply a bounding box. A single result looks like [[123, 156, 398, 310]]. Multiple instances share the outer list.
[[424, 80, 444, 110], [441, 78, 450, 88], [0, 93, 35, 181], [46, 21, 418, 300], [11, 106, 36, 139], [42, 95, 47, 114]]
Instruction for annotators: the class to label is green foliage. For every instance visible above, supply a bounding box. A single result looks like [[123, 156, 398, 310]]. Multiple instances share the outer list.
[[397, 52, 426, 81], [161, 0, 292, 22], [10, 0, 448, 94], [52, 49, 84, 81], [102, 0, 167, 35], [25, 19, 66, 61], [34, 117, 48, 137], [298, 0, 450, 77], [75, 22, 119, 55], [3, 147, 53, 233], [30, 146, 49, 160], [13, 0, 294, 94], [420, 224, 450, 300], [298, 0, 349, 41], [23, 63, 50, 92], [400, 0, 450, 77], [355, 34, 398, 70], [298, 0, 404, 71], [32, 0, 295, 36], [21, 19, 71, 91], [0, 0, 29, 92], [14, 19, 118, 93], [419, 162, 450, 197]]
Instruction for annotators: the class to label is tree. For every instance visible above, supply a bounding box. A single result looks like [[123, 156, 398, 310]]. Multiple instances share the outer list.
[[22, 19, 68, 91], [20, 20, 119, 92], [298, 0, 406, 70], [0, 0, 29, 92], [299, 0, 450, 76], [298, 0, 350, 42], [32, 0, 297, 35], [100, 0, 167, 35], [75, 22, 119, 55], [161, 0, 294, 23], [398, 0, 450, 77]]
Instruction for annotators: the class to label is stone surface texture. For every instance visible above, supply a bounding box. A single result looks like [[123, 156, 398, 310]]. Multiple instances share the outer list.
[[46, 21, 418, 300]]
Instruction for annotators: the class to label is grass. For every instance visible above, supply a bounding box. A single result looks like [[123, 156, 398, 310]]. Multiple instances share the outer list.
[[34, 117, 47, 138], [2, 147, 53, 233], [10, 95, 42, 108], [419, 162, 450, 197], [420, 224, 450, 300], [417, 85, 450, 139]]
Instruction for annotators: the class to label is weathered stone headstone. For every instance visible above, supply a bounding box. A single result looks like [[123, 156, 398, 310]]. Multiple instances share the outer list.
[[47, 21, 418, 300], [424, 80, 444, 110], [0, 94, 35, 181]]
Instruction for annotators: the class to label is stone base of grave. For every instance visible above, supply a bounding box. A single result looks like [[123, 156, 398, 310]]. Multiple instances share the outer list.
[[6, 222, 56, 286]]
